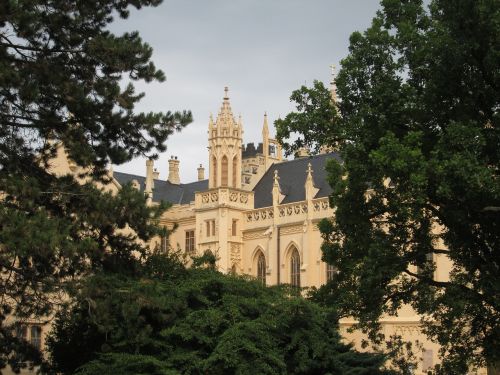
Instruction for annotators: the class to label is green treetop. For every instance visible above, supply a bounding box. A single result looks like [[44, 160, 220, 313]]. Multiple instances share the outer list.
[[45, 252, 393, 375]]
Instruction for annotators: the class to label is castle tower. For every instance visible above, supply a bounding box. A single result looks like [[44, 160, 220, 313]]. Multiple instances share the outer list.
[[208, 87, 243, 189]]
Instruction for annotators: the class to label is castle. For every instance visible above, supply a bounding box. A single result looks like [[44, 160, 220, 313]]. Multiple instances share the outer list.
[[114, 87, 339, 287], [110, 87, 471, 374], [8, 87, 486, 375]]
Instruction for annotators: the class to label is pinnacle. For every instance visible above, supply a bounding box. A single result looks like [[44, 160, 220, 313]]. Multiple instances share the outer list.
[[216, 86, 237, 128], [262, 111, 269, 134]]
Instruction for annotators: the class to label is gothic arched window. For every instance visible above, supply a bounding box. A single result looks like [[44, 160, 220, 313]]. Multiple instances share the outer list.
[[232, 155, 238, 187], [290, 247, 300, 287], [221, 156, 228, 187], [257, 252, 266, 285], [212, 156, 217, 186]]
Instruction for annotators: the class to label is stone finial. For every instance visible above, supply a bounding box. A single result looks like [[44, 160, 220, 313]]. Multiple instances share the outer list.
[[272, 169, 283, 206], [305, 162, 318, 201], [167, 155, 180, 185], [306, 162, 313, 176]]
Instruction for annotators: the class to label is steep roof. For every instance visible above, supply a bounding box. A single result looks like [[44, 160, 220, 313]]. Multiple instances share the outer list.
[[113, 152, 340, 208], [113, 171, 208, 205], [252, 152, 341, 208]]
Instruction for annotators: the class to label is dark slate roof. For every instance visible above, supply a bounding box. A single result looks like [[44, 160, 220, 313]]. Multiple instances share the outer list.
[[252, 152, 342, 208], [113, 171, 208, 205]]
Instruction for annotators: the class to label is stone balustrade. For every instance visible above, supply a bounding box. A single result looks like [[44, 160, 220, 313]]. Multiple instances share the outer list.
[[195, 188, 254, 210]]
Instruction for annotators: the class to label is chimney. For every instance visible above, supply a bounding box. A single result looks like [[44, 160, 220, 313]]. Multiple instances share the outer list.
[[153, 168, 160, 180], [295, 147, 310, 158], [168, 156, 180, 184], [197, 164, 205, 181], [145, 159, 154, 205]]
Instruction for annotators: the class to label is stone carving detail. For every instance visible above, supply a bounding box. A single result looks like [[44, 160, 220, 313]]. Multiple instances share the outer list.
[[200, 190, 248, 206], [280, 225, 303, 235], [201, 191, 219, 204], [278, 203, 308, 218], [229, 191, 249, 204], [243, 231, 267, 240], [393, 325, 421, 337], [245, 199, 329, 222], [313, 198, 330, 212], [240, 193, 248, 203], [246, 208, 274, 222], [230, 243, 241, 263]]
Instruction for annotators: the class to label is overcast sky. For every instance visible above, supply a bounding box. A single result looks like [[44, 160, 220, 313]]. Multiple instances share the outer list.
[[112, 0, 382, 182]]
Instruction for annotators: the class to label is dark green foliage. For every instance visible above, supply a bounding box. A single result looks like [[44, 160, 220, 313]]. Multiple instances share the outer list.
[[0, 0, 191, 371], [277, 0, 499, 372], [46, 254, 392, 375], [74, 353, 175, 375], [275, 80, 339, 156]]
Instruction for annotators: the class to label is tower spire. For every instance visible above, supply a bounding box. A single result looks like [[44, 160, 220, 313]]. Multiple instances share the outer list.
[[208, 87, 242, 189], [262, 112, 270, 165], [216, 86, 236, 127], [262, 112, 269, 135]]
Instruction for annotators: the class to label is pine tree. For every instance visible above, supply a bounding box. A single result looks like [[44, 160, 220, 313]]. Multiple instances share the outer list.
[[0, 0, 191, 371]]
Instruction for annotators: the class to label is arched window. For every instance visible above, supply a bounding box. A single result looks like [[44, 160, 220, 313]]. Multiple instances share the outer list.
[[221, 156, 228, 187], [232, 156, 238, 187], [212, 156, 217, 186], [326, 264, 336, 281], [290, 247, 300, 287], [256, 252, 266, 285]]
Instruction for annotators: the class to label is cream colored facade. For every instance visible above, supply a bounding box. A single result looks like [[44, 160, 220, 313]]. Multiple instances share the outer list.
[[116, 88, 484, 375]]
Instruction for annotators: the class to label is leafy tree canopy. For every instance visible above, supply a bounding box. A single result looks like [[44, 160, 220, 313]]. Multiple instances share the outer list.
[[274, 80, 339, 156], [0, 0, 191, 371], [45, 252, 393, 375], [276, 0, 499, 373]]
